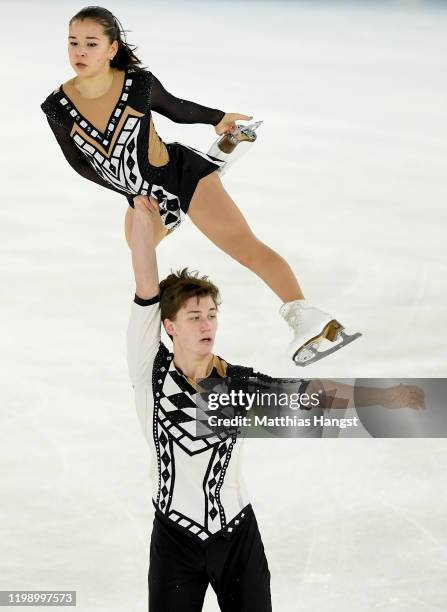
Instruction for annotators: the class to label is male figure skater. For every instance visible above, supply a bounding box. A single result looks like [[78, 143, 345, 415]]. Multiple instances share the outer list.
[[127, 195, 424, 612], [127, 195, 274, 611]]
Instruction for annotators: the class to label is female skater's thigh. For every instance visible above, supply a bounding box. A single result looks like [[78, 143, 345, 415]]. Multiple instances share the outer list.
[[187, 171, 257, 257]]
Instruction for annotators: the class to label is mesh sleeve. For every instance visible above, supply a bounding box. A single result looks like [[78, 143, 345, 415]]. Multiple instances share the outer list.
[[150, 74, 225, 126]]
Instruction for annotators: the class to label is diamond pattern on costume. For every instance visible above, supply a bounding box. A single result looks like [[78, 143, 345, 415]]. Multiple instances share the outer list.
[[55, 75, 219, 234], [122, 124, 142, 189], [157, 425, 174, 511], [71, 119, 145, 195], [61, 76, 149, 195], [150, 185, 184, 232], [158, 364, 227, 456], [152, 344, 172, 508], [167, 510, 210, 541], [149, 343, 249, 543], [205, 437, 234, 528]]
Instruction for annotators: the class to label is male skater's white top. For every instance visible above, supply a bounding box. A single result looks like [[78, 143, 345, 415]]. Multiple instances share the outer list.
[[127, 295, 251, 544]]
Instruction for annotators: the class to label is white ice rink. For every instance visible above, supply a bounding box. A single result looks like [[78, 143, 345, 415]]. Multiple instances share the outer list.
[[1, 0, 447, 610]]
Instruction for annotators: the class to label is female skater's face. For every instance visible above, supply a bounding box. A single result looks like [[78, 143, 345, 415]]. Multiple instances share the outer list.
[[68, 19, 118, 76], [164, 296, 218, 357]]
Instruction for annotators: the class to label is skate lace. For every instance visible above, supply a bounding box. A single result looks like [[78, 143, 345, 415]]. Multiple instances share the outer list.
[[285, 302, 303, 332]]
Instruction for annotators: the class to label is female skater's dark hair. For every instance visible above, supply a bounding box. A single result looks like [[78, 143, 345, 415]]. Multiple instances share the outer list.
[[69, 6, 146, 71], [159, 268, 221, 323]]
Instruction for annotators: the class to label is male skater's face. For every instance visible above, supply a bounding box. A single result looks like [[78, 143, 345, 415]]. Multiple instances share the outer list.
[[165, 295, 218, 357]]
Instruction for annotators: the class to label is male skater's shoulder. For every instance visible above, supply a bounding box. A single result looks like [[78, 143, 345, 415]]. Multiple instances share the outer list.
[[127, 293, 163, 388]]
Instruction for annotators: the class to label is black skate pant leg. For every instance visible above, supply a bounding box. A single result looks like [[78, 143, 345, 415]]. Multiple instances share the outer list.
[[207, 510, 272, 612], [148, 517, 208, 612]]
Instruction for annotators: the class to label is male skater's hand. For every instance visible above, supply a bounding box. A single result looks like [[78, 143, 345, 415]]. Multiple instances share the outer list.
[[133, 195, 160, 215]]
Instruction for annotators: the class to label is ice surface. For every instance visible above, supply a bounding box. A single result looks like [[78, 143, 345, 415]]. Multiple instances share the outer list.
[[1, 1, 447, 610]]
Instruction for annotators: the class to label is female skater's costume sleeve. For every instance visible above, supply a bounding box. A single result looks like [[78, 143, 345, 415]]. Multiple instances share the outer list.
[[45, 116, 136, 207], [150, 74, 225, 126]]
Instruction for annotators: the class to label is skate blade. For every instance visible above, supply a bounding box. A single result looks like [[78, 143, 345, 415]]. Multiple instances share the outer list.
[[292, 321, 362, 367]]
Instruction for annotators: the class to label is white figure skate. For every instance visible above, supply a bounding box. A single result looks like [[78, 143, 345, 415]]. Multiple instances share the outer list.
[[207, 120, 263, 176], [280, 300, 362, 366]]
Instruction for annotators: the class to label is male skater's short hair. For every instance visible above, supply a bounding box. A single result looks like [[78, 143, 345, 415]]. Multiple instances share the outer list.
[[159, 268, 221, 321]]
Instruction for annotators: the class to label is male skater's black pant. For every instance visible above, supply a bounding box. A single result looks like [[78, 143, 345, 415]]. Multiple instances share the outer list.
[[148, 505, 272, 612]]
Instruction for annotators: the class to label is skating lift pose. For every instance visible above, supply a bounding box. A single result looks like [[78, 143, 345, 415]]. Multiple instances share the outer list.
[[41, 6, 361, 365], [128, 194, 424, 611]]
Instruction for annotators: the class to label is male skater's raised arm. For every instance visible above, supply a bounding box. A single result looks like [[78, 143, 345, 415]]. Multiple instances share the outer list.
[[127, 195, 162, 389], [130, 195, 160, 299]]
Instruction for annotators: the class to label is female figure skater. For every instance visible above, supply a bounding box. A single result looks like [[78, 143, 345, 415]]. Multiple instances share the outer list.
[[40, 6, 361, 366]]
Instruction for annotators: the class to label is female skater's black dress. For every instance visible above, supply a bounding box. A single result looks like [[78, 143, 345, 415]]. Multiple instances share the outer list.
[[40, 68, 226, 231]]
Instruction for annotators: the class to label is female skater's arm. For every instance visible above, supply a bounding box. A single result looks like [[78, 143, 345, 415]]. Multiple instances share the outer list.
[[150, 74, 251, 133], [150, 74, 225, 125], [45, 116, 135, 208], [126, 196, 162, 387]]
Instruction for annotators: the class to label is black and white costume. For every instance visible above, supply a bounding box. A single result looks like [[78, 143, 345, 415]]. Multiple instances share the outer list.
[[127, 295, 271, 611], [41, 69, 226, 232], [127, 295, 312, 611], [127, 295, 253, 543]]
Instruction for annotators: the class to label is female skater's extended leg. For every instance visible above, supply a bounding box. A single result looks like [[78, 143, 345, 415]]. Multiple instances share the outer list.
[[188, 171, 362, 366], [188, 171, 304, 304]]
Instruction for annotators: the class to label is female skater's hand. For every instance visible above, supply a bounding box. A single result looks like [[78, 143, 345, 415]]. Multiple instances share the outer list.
[[214, 113, 253, 135], [133, 195, 159, 215]]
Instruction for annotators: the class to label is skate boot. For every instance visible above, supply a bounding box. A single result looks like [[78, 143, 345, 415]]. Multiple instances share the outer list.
[[280, 299, 362, 366], [207, 120, 263, 177]]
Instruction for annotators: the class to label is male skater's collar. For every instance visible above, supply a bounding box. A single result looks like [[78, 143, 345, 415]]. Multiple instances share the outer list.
[[174, 354, 228, 391]]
